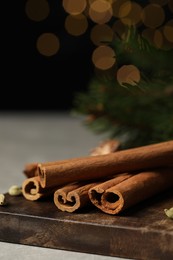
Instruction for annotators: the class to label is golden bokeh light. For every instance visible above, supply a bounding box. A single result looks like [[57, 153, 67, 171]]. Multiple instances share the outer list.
[[36, 33, 60, 57], [88, 0, 96, 4], [157, 26, 173, 49], [90, 24, 114, 46], [117, 65, 141, 87], [153, 30, 163, 48], [142, 28, 163, 48], [89, 0, 113, 24], [120, 2, 142, 26], [118, 1, 132, 18], [141, 4, 165, 28], [149, 0, 168, 5], [86, 0, 114, 17], [163, 20, 173, 43], [89, 0, 115, 4], [65, 14, 88, 36], [25, 0, 50, 22], [63, 0, 87, 15], [112, 0, 127, 18], [92, 46, 116, 70]]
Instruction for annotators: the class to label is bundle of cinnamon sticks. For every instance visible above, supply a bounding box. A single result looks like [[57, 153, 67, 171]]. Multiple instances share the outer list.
[[22, 140, 173, 215]]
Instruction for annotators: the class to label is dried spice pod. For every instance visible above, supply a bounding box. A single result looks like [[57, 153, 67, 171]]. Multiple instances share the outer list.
[[0, 194, 6, 206]]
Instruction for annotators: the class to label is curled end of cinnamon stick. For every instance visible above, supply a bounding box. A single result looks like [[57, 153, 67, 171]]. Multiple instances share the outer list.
[[54, 189, 80, 213], [89, 187, 124, 215], [22, 177, 44, 201], [102, 190, 124, 214], [54, 182, 96, 213]]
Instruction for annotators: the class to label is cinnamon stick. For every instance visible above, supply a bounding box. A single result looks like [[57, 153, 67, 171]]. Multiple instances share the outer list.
[[23, 163, 38, 178], [54, 181, 98, 212], [53, 173, 130, 212], [22, 139, 119, 201], [53, 140, 121, 212], [38, 141, 173, 188], [23, 139, 120, 178], [89, 168, 173, 215], [23, 158, 83, 178], [22, 177, 56, 201]]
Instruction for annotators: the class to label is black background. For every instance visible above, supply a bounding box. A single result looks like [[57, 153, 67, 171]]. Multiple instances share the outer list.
[[1, 1, 94, 110]]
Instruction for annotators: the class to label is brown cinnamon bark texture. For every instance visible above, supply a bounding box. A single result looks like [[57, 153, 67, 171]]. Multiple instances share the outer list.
[[22, 177, 57, 201], [54, 173, 131, 212], [23, 140, 120, 178], [22, 177, 44, 201], [38, 141, 173, 188], [23, 163, 38, 178], [54, 181, 98, 212], [23, 158, 83, 178], [89, 168, 173, 215]]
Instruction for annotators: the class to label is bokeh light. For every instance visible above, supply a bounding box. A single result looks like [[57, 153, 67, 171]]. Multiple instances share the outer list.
[[65, 14, 88, 36], [141, 4, 165, 28], [89, 0, 113, 24], [90, 24, 114, 46], [153, 30, 163, 48], [117, 65, 141, 86], [163, 20, 173, 43], [142, 28, 163, 48], [63, 0, 87, 15], [120, 2, 142, 26], [161, 32, 173, 49], [88, 0, 114, 6], [118, 1, 132, 18], [36, 33, 60, 56], [112, 0, 127, 18], [92, 46, 116, 70], [25, 0, 50, 22]]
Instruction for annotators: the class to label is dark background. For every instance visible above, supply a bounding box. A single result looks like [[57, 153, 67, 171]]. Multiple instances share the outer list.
[[1, 1, 94, 111]]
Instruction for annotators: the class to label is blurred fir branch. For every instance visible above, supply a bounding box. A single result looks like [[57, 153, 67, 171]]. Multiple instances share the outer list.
[[74, 28, 173, 148]]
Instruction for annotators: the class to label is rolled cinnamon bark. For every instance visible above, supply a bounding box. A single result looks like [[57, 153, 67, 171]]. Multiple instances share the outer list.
[[23, 163, 38, 178], [88, 173, 133, 208], [23, 158, 82, 178], [22, 177, 56, 201], [89, 168, 173, 215], [38, 141, 173, 188], [54, 181, 98, 212], [23, 139, 120, 177]]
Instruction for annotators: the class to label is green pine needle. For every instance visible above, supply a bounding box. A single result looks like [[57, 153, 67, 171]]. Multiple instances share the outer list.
[[74, 28, 173, 148]]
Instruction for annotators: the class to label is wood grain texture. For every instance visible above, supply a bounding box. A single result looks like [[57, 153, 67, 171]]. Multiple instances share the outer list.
[[0, 191, 173, 260]]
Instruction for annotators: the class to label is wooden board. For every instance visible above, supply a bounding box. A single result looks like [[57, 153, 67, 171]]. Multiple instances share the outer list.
[[0, 191, 173, 260]]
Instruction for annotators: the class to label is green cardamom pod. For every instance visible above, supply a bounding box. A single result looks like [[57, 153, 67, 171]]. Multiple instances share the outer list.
[[0, 194, 6, 205], [8, 185, 22, 196], [164, 208, 173, 219]]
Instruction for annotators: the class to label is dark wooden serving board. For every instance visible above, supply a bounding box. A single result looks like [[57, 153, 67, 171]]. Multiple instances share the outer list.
[[0, 191, 173, 260]]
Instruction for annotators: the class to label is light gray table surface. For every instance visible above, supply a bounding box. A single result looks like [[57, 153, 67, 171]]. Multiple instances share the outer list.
[[0, 112, 130, 260]]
